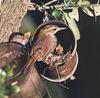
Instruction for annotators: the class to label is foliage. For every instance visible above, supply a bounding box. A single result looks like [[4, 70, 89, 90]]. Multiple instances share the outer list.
[[0, 65, 20, 98], [31, 0, 100, 40]]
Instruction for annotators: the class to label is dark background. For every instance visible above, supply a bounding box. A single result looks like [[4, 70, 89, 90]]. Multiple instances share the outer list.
[[21, 0, 100, 98]]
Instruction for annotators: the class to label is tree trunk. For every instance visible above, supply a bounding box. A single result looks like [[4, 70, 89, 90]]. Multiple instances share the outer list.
[[0, 0, 30, 42], [0, 0, 45, 98]]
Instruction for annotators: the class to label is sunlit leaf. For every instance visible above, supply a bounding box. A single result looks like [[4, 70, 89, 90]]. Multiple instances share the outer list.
[[0, 69, 6, 84], [69, 7, 79, 21], [93, 5, 100, 16], [82, 7, 94, 17], [62, 14, 68, 24], [77, 0, 90, 6], [77, 0, 93, 17], [0, 69, 6, 76], [63, 12, 80, 40], [10, 85, 20, 94]]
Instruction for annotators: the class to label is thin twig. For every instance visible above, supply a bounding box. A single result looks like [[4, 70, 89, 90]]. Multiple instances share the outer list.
[[28, 3, 100, 11], [45, 0, 57, 6]]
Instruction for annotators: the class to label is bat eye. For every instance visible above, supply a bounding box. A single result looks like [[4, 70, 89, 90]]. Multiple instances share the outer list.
[[53, 28, 57, 30]]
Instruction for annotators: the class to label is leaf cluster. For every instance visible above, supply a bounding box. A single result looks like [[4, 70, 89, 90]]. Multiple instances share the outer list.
[[39, 0, 100, 40], [31, 0, 100, 40], [0, 65, 20, 98]]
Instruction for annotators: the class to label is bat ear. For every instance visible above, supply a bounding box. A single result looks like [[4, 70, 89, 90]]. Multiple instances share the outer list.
[[9, 32, 24, 42], [23, 32, 31, 39]]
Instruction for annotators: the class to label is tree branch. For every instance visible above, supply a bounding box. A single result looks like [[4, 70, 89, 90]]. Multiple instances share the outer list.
[[28, 3, 100, 11]]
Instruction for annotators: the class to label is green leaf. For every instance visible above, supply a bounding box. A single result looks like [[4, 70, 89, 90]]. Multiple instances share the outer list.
[[69, 7, 79, 21], [0, 69, 6, 84], [63, 12, 80, 40], [0, 69, 6, 77], [52, 9, 62, 19], [5, 64, 16, 78], [94, 5, 100, 16], [10, 85, 20, 94], [82, 7, 94, 17], [77, 0, 90, 6], [77, 0, 94, 17]]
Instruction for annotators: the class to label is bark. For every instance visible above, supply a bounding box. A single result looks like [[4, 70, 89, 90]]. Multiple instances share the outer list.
[[0, 0, 30, 42], [0, 0, 45, 98]]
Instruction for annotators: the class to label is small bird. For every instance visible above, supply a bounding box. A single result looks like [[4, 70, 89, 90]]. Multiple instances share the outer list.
[[23, 25, 66, 74]]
